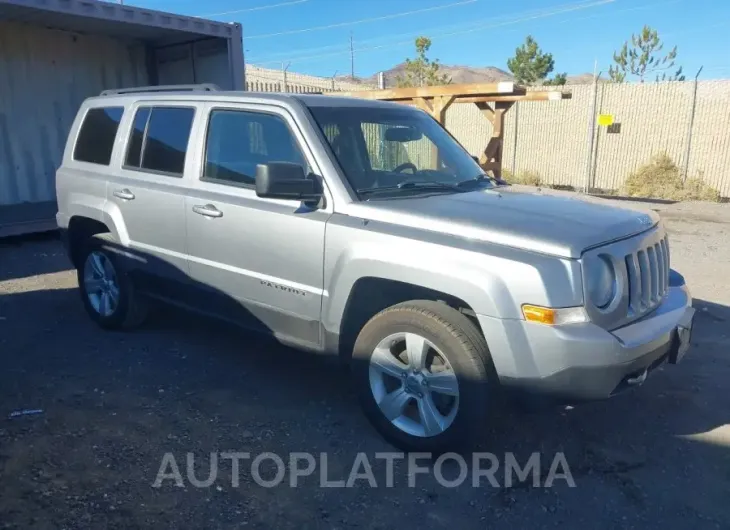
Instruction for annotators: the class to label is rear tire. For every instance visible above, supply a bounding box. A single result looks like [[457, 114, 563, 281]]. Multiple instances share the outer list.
[[352, 300, 498, 452], [77, 234, 148, 330]]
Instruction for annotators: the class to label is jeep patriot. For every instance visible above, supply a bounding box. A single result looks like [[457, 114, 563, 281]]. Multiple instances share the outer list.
[[56, 86, 695, 451]]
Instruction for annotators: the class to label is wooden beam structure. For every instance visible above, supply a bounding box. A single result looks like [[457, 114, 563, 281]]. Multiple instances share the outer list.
[[331, 82, 571, 179]]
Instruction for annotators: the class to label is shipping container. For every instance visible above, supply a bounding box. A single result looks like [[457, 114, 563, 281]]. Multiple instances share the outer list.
[[0, 0, 245, 236]]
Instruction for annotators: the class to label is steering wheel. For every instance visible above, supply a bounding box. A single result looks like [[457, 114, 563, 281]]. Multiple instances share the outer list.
[[393, 162, 418, 173]]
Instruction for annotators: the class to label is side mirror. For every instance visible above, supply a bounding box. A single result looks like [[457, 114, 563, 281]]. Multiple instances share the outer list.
[[255, 162, 321, 201]]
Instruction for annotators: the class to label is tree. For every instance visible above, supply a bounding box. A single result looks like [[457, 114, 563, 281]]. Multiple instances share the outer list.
[[396, 37, 451, 88], [544, 72, 567, 86], [507, 36, 564, 85], [609, 25, 685, 83]]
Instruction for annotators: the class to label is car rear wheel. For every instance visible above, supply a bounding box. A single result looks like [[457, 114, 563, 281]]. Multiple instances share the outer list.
[[352, 300, 497, 452], [77, 234, 148, 330]]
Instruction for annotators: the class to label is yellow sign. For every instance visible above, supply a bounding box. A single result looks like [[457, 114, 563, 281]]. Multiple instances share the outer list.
[[598, 114, 615, 126]]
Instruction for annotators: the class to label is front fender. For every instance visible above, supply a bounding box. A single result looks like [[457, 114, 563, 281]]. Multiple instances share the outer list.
[[322, 237, 582, 335]]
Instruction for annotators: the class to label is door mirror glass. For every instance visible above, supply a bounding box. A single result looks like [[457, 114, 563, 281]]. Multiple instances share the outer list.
[[255, 162, 321, 201]]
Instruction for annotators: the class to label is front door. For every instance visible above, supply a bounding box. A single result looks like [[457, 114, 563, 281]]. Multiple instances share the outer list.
[[184, 103, 330, 347]]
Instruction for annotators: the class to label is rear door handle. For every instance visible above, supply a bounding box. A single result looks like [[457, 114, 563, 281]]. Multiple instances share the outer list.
[[192, 204, 223, 218], [113, 189, 135, 201]]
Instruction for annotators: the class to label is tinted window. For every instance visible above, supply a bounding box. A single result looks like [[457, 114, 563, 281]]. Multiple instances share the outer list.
[[140, 107, 195, 176], [125, 107, 151, 168], [203, 110, 306, 186], [73, 107, 124, 165]]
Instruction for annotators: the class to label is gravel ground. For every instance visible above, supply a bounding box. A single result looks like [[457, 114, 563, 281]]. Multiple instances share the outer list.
[[1, 198, 729, 529]]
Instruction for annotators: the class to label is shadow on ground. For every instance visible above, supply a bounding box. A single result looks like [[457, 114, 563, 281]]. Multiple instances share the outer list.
[[0, 231, 67, 282], [1, 263, 729, 528], [1, 232, 729, 528]]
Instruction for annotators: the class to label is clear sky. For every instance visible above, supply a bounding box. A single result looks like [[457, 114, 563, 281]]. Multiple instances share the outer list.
[[130, 0, 730, 80]]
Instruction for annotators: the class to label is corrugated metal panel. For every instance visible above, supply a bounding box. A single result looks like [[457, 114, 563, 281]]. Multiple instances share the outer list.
[[0, 20, 148, 206], [0, 0, 240, 43]]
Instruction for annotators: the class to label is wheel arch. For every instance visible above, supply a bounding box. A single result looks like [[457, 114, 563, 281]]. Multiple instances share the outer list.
[[333, 276, 486, 362], [67, 216, 111, 269]]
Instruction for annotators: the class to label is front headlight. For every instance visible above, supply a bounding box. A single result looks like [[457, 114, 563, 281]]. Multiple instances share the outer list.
[[585, 254, 617, 309]]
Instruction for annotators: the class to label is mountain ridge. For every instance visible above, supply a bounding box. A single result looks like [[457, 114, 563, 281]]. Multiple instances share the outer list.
[[338, 62, 597, 86]]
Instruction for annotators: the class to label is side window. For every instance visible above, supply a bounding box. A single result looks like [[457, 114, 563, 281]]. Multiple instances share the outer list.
[[73, 107, 124, 165], [125, 107, 151, 168], [125, 106, 195, 176], [203, 109, 307, 186]]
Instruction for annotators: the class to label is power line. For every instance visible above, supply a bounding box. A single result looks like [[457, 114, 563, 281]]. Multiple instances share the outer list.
[[247, 0, 605, 62], [553, 0, 683, 26], [201, 0, 308, 18], [250, 0, 615, 66], [248, 0, 614, 63], [244, 0, 478, 39]]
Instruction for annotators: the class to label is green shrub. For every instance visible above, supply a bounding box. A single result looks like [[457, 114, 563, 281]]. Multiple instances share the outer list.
[[503, 169, 541, 187], [621, 153, 720, 202]]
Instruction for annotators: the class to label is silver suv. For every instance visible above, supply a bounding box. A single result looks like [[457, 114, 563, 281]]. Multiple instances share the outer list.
[[56, 86, 695, 451]]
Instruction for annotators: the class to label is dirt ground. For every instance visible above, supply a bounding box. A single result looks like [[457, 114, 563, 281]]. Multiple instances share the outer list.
[[1, 198, 729, 529]]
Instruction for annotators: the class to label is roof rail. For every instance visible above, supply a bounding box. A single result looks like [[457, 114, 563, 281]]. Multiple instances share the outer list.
[[100, 84, 221, 96]]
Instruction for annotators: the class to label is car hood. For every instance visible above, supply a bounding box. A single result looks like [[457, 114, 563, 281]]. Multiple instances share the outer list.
[[346, 187, 659, 258]]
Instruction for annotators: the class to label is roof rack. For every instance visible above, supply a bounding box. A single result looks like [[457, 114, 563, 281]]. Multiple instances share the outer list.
[[100, 84, 221, 96]]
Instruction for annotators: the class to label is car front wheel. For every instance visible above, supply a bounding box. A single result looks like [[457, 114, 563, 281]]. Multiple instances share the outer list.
[[352, 300, 497, 452]]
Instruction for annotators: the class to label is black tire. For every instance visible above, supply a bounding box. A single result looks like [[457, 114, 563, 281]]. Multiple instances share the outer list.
[[352, 300, 498, 452], [76, 234, 148, 330]]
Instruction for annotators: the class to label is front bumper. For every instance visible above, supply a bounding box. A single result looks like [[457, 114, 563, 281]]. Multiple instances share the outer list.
[[478, 274, 694, 401]]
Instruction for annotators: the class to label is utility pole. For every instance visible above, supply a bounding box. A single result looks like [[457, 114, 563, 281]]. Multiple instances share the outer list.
[[281, 62, 291, 92], [583, 59, 599, 194], [349, 32, 354, 79], [683, 66, 703, 181]]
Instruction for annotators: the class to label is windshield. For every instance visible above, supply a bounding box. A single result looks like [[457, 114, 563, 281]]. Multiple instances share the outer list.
[[308, 105, 491, 197]]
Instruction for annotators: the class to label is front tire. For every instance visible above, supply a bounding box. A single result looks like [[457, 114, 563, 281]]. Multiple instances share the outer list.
[[352, 300, 497, 452], [77, 234, 148, 330]]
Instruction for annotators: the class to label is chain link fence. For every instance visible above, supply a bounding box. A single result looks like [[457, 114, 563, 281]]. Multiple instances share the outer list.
[[245, 65, 376, 93], [446, 80, 730, 197], [244, 67, 730, 198]]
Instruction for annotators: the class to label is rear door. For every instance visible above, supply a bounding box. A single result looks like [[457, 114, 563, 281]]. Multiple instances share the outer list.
[[183, 102, 331, 347], [106, 102, 199, 293], [59, 105, 125, 230]]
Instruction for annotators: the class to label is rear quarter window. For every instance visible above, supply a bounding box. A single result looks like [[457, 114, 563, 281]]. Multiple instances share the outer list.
[[73, 107, 124, 165]]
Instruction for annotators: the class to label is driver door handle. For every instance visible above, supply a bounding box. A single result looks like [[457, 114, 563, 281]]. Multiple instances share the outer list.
[[113, 188, 135, 201], [192, 204, 223, 218]]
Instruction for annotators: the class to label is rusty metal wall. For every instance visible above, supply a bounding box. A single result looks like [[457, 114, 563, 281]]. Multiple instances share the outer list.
[[0, 20, 147, 206]]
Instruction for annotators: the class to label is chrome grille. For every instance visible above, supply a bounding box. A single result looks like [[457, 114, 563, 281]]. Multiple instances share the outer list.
[[625, 236, 670, 316]]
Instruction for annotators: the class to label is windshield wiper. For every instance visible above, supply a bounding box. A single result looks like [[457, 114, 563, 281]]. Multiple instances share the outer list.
[[456, 173, 501, 189], [358, 180, 463, 196]]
